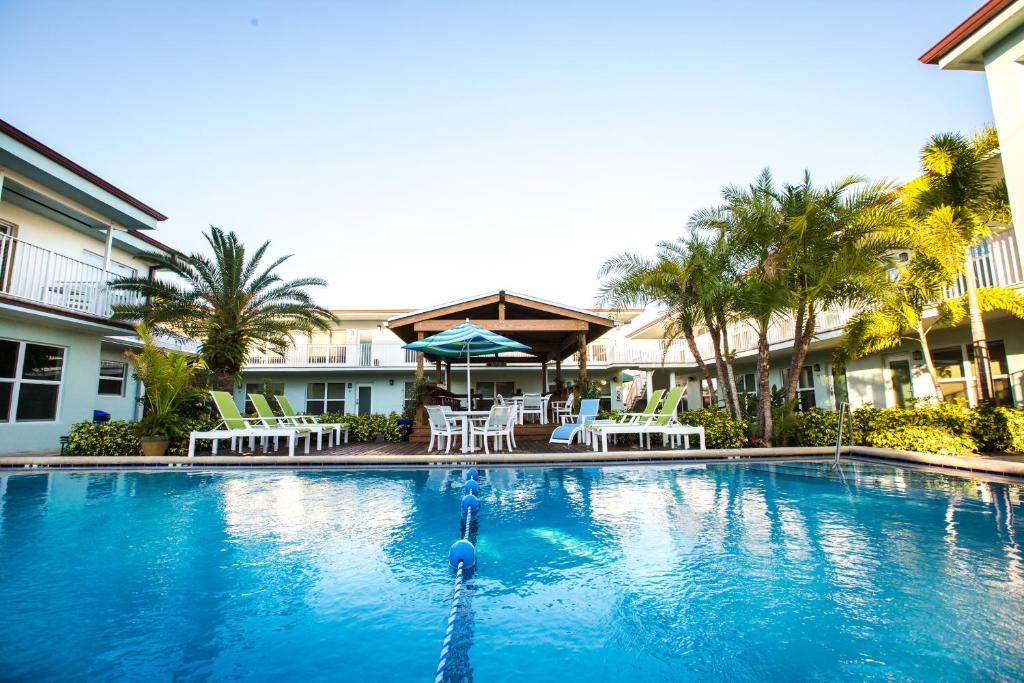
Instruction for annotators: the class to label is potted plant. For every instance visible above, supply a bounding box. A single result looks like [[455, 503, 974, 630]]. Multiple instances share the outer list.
[[125, 324, 206, 456]]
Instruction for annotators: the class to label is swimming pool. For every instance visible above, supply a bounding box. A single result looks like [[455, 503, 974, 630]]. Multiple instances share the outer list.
[[1, 463, 1022, 681]]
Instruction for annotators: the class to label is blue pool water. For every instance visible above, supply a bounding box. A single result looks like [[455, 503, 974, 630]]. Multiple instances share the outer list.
[[1, 463, 1023, 681]]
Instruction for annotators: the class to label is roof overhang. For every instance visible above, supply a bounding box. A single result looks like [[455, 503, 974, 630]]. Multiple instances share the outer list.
[[387, 290, 617, 363], [920, 0, 1024, 69], [0, 118, 166, 231]]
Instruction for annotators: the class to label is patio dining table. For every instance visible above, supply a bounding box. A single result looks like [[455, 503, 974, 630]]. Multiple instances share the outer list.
[[447, 410, 492, 453]]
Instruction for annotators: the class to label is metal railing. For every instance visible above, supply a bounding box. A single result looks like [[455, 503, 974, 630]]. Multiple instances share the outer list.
[[0, 233, 143, 318]]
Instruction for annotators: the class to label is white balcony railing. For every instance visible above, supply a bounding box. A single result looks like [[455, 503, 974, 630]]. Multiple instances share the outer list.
[[944, 226, 1024, 298], [0, 233, 143, 318], [243, 228, 1024, 371]]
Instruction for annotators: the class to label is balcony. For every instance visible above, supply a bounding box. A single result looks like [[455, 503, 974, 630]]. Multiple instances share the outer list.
[[0, 233, 144, 319]]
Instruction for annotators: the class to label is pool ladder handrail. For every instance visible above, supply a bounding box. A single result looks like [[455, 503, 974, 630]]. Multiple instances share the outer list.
[[833, 402, 854, 466]]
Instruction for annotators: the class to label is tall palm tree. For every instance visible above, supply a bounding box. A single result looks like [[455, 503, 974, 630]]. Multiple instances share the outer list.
[[902, 127, 1011, 403], [111, 226, 335, 389], [708, 170, 792, 444], [772, 173, 907, 403]]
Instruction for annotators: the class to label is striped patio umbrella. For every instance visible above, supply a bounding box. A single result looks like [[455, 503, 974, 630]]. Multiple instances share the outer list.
[[403, 321, 530, 409]]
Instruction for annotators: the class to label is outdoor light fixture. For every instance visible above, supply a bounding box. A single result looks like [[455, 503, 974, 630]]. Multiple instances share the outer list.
[[913, 350, 923, 361], [814, 364, 821, 372], [612, 376, 618, 382], [347, 383, 353, 389], [389, 379, 394, 386]]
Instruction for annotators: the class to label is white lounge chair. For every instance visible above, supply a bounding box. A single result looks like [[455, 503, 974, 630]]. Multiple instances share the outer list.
[[275, 395, 349, 445], [549, 399, 600, 446], [188, 391, 309, 457]]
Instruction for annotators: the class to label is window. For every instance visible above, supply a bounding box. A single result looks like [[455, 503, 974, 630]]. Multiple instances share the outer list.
[[968, 341, 1013, 406], [98, 360, 127, 396], [782, 366, 816, 412], [735, 373, 756, 396], [244, 382, 284, 413], [81, 250, 137, 278], [0, 339, 65, 422], [701, 378, 719, 409], [932, 345, 969, 402], [306, 382, 345, 415]]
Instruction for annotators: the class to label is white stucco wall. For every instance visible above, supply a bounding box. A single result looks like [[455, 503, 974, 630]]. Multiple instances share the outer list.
[[0, 315, 138, 454]]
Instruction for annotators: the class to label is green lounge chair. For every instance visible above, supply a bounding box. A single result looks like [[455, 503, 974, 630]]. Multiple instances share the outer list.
[[275, 394, 349, 445], [590, 386, 686, 453], [249, 393, 320, 451], [189, 391, 308, 457], [585, 388, 665, 448]]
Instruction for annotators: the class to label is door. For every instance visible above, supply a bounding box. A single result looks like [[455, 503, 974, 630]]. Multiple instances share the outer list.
[[355, 384, 373, 415], [887, 357, 914, 408]]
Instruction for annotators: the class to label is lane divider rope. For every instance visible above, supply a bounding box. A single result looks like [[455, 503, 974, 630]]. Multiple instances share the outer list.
[[434, 468, 480, 683]]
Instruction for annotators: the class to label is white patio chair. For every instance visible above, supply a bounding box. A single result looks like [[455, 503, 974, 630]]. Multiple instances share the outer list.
[[552, 394, 575, 424], [520, 393, 544, 424], [470, 406, 513, 454], [426, 405, 461, 454]]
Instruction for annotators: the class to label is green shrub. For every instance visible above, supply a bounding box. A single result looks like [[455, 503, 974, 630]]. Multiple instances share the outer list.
[[318, 412, 403, 442], [65, 420, 140, 456], [794, 408, 841, 447], [167, 412, 221, 455], [868, 425, 977, 456], [973, 406, 1024, 454], [678, 409, 749, 449]]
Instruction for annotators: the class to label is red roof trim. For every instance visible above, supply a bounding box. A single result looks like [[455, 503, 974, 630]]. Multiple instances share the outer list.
[[0, 118, 168, 221], [920, 0, 1015, 64], [127, 229, 181, 258]]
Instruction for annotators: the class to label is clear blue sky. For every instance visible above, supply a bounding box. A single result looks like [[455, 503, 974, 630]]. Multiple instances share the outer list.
[[1, 0, 994, 309]]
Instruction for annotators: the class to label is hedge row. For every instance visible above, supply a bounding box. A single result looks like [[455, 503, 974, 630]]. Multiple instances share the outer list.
[[794, 404, 1024, 456], [66, 412, 405, 456]]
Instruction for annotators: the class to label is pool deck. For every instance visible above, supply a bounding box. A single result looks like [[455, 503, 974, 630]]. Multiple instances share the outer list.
[[2, 441, 1024, 480]]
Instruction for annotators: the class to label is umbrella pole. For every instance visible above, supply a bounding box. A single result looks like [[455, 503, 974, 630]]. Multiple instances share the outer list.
[[466, 345, 471, 410]]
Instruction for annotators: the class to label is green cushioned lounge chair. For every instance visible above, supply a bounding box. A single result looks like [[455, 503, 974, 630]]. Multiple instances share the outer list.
[[249, 393, 319, 452], [275, 394, 349, 446]]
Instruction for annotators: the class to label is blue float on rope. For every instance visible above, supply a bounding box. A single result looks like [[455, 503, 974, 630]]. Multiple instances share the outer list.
[[465, 468, 479, 481], [461, 493, 480, 515], [463, 479, 479, 495], [449, 539, 476, 569]]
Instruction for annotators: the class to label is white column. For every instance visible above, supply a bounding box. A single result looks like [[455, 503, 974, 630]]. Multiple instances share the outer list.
[[102, 224, 115, 278], [984, 47, 1024, 258], [646, 372, 654, 401], [669, 370, 676, 388]]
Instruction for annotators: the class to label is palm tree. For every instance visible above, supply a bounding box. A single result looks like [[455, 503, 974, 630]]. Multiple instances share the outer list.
[[773, 173, 907, 403], [903, 127, 1011, 403], [705, 170, 792, 444], [111, 226, 335, 389]]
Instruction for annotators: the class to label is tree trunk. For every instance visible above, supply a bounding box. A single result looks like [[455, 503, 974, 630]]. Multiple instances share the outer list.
[[786, 303, 816, 403], [915, 322, 945, 403], [716, 312, 742, 419], [211, 370, 237, 392], [964, 244, 993, 404], [755, 329, 773, 446], [708, 324, 730, 413], [680, 321, 715, 402]]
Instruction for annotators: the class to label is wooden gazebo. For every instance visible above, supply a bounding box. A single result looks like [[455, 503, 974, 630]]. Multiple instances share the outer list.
[[387, 290, 617, 390]]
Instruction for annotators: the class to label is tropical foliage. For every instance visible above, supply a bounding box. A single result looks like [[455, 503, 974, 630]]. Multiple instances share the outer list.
[[111, 226, 335, 389], [598, 169, 903, 444], [124, 324, 207, 439], [839, 127, 1024, 400]]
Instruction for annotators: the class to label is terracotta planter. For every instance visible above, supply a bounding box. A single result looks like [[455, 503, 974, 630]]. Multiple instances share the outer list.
[[140, 437, 170, 457]]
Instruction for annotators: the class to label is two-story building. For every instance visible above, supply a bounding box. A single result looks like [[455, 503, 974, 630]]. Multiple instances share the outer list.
[[0, 118, 175, 454]]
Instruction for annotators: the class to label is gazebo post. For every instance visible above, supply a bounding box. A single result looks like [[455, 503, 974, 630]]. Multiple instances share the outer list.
[[434, 359, 442, 384], [415, 332, 425, 379], [540, 360, 548, 393], [445, 360, 452, 389], [577, 331, 588, 384], [555, 357, 562, 385]]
